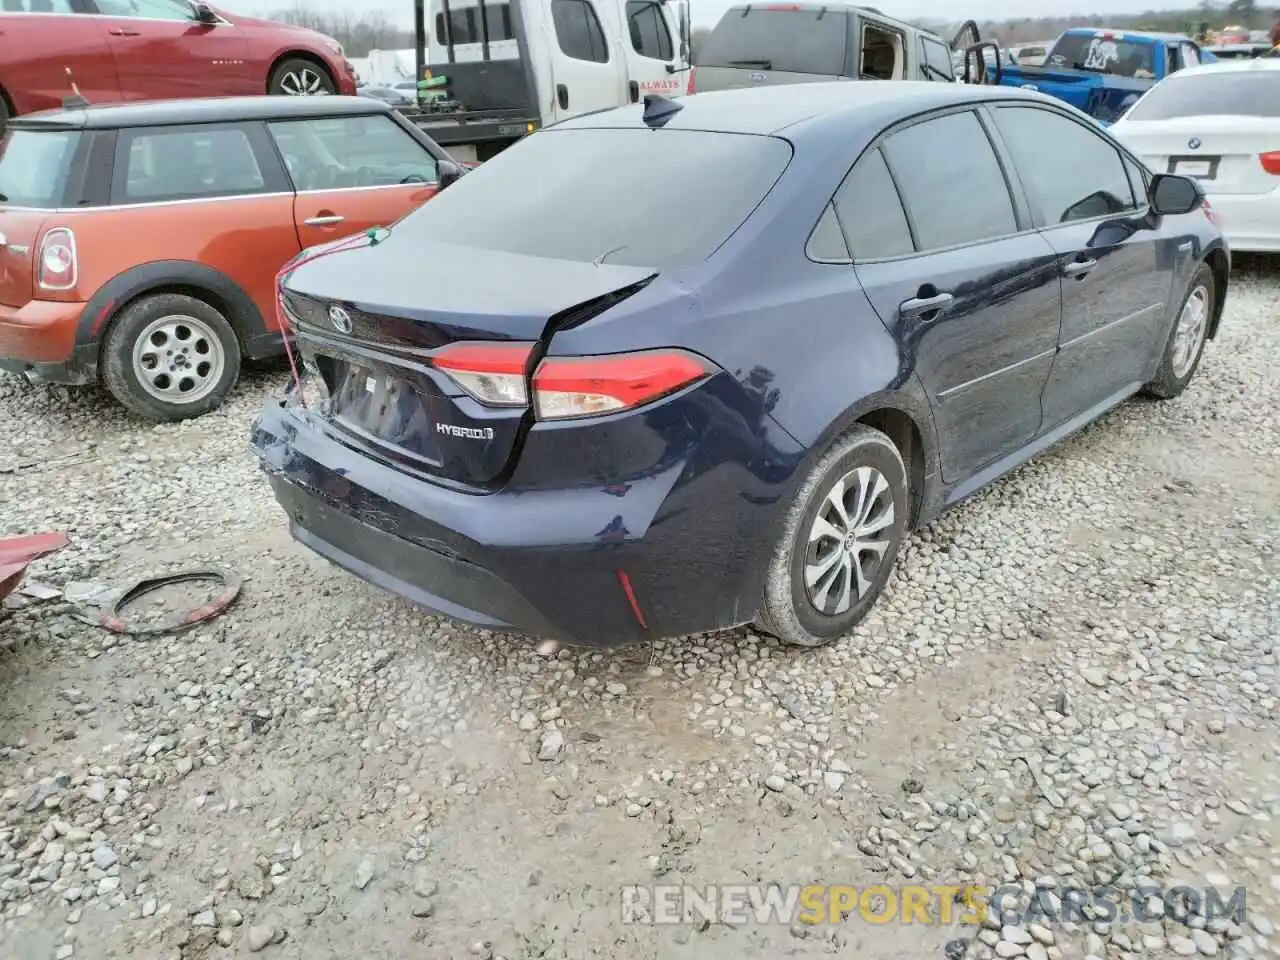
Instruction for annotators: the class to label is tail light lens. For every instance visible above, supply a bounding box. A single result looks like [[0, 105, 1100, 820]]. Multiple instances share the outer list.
[[686, 66, 696, 95], [37, 227, 77, 291], [1259, 151, 1280, 174], [431, 342, 714, 420]]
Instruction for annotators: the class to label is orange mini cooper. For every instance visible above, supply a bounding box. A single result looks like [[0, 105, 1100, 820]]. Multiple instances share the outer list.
[[0, 94, 462, 421]]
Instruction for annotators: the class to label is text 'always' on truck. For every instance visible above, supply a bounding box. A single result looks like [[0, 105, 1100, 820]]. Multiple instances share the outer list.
[[402, 0, 692, 163]]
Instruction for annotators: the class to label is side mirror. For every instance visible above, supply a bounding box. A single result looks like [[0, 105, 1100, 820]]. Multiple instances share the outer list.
[[437, 160, 463, 190], [1149, 173, 1202, 215], [190, 1, 218, 23]]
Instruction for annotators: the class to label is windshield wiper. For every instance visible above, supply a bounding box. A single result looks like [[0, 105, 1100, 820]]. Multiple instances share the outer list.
[[729, 59, 772, 68]]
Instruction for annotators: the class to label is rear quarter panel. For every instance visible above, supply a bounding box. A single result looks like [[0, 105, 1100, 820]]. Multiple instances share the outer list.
[[52, 195, 299, 333]]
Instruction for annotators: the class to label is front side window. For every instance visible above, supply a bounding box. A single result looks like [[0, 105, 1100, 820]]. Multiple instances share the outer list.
[[552, 0, 609, 63], [992, 105, 1135, 225], [119, 126, 265, 202], [920, 37, 954, 81], [268, 115, 438, 191], [388, 128, 792, 269], [626, 1, 673, 61], [831, 147, 913, 259], [94, 0, 196, 20], [5, 0, 77, 11], [0, 129, 80, 207], [881, 111, 1017, 251]]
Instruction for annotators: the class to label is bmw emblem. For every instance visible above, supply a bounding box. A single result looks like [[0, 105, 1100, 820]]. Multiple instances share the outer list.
[[328, 304, 353, 334], [750, 71, 767, 82], [1188, 137, 1201, 150]]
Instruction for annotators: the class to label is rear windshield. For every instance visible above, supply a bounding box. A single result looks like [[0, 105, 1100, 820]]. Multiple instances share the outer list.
[[1047, 34, 1157, 77], [1126, 70, 1280, 119], [699, 8, 848, 75], [0, 129, 79, 208], [390, 128, 792, 268]]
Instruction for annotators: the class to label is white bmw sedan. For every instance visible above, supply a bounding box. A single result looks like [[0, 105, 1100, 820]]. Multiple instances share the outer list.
[[1111, 59, 1280, 253]]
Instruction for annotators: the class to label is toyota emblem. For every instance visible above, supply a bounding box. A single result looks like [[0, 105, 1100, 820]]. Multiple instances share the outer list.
[[1188, 137, 1201, 150], [328, 305, 353, 334]]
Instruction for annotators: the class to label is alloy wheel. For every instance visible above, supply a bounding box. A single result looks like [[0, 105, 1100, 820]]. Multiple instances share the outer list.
[[1171, 284, 1209, 379], [803, 466, 896, 617], [279, 69, 327, 96], [131, 314, 226, 406]]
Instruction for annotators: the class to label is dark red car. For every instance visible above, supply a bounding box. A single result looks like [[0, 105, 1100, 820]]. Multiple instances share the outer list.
[[0, 0, 356, 124]]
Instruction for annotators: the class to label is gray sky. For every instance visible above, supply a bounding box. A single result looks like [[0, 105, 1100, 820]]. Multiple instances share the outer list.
[[218, 0, 1206, 28]]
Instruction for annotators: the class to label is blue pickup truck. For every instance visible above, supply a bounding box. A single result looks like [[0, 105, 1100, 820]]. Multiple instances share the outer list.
[[997, 28, 1217, 125]]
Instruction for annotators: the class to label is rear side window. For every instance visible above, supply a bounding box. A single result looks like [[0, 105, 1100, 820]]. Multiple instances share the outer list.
[[992, 106, 1135, 225], [832, 148, 913, 259], [699, 8, 848, 75], [1125, 70, 1280, 120], [626, 0, 673, 61], [881, 111, 1017, 251], [118, 125, 265, 203], [552, 0, 609, 63], [390, 128, 792, 269], [920, 37, 954, 81], [0, 129, 80, 208]]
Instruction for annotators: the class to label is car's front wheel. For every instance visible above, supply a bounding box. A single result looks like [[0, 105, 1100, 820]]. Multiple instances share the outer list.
[[756, 424, 909, 648], [269, 59, 336, 97], [1143, 261, 1215, 400], [101, 293, 241, 422]]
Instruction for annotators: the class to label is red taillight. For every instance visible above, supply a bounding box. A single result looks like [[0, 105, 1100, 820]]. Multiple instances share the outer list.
[[431, 342, 713, 420], [37, 227, 77, 291], [1259, 151, 1280, 175], [686, 66, 696, 95]]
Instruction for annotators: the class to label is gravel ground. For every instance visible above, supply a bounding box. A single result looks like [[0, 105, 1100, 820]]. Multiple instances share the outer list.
[[0, 261, 1277, 960]]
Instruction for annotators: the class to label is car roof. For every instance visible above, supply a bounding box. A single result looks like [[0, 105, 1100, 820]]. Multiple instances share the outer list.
[[1168, 58, 1280, 78], [9, 95, 391, 130], [555, 82, 1061, 139]]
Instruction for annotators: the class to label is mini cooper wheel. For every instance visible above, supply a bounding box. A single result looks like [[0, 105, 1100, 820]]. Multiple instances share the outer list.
[[1143, 262, 1214, 400], [101, 293, 241, 423], [757, 424, 909, 648], [269, 59, 337, 97]]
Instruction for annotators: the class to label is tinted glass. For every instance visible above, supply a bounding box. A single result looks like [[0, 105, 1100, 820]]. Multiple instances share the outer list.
[[1046, 34, 1157, 77], [269, 115, 437, 191], [833, 148, 913, 259], [699, 8, 847, 75], [122, 127, 264, 201], [390, 128, 792, 268], [1125, 70, 1280, 120], [882, 112, 1016, 250], [0, 129, 79, 208], [992, 106, 1135, 225], [4, 0, 75, 10], [552, 0, 609, 63], [806, 205, 850, 261], [627, 0, 673, 60], [96, 0, 193, 18], [920, 37, 954, 81], [485, 3, 514, 41]]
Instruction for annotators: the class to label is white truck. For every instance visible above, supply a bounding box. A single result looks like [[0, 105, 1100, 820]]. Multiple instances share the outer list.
[[404, 0, 691, 163]]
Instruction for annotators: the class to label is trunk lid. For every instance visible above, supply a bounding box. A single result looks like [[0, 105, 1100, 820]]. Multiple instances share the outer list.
[[1116, 116, 1280, 195], [0, 208, 49, 308], [282, 237, 656, 487]]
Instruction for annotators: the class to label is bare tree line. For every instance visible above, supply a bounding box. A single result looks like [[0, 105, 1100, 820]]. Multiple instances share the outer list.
[[267, 2, 1278, 59]]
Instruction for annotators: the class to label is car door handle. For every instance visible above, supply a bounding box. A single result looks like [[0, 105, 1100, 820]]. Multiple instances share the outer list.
[[557, 84, 569, 109], [628, 80, 640, 102], [1063, 258, 1097, 278], [304, 215, 345, 226], [899, 292, 954, 317], [108, 28, 142, 36]]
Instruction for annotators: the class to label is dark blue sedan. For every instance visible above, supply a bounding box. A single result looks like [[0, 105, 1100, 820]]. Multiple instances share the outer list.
[[251, 82, 1227, 649]]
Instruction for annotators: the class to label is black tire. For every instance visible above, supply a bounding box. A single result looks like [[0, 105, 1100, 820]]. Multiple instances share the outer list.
[[1142, 262, 1214, 400], [756, 425, 909, 648], [101, 293, 241, 423], [0, 91, 9, 133], [268, 58, 337, 97]]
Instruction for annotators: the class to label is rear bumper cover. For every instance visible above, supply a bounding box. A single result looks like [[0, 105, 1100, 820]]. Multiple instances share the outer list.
[[250, 397, 804, 646], [1204, 192, 1280, 253], [0, 299, 97, 384]]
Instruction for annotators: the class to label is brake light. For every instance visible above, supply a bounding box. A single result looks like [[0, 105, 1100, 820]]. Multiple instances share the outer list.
[[687, 66, 696, 95], [37, 227, 77, 291], [431, 343, 713, 420], [1259, 151, 1280, 174]]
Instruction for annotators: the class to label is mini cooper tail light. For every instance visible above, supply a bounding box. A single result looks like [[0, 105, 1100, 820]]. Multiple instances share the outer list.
[[37, 227, 77, 291], [1259, 151, 1280, 175]]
